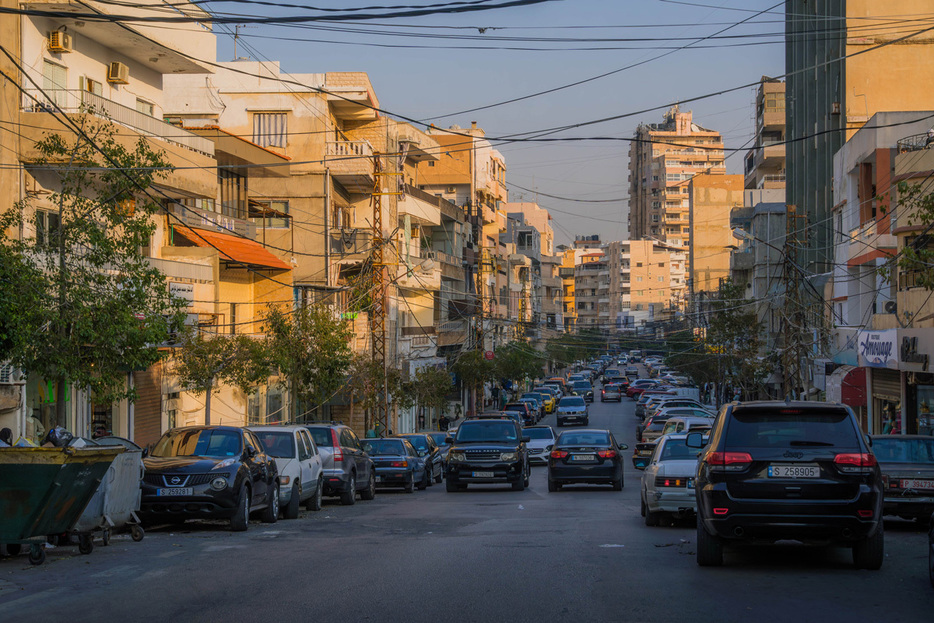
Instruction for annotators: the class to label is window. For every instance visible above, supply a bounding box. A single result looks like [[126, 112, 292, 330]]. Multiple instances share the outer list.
[[652, 202, 661, 209], [428, 161, 435, 167], [683, 227, 690, 233], [658, 276, 664, 282], [42, 60, 67, 107], [35, 210, 61, 247], [218, 167, 248, 218], [652, 175, 659, 181], [636, 276, 643, 282], [636, 262, 643, 267], [135, 98, 154, 117], [658, 263, 664, 268], [82, 77, 102, 97], [251, 199, 290, 228], [230, 303, 237, 335], [253, 112, 287, 148], [651, 214, 660, 222]]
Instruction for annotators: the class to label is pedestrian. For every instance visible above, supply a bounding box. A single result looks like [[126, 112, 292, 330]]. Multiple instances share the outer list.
[[438, 413, 450, 431], [0, 427, 11, 447]]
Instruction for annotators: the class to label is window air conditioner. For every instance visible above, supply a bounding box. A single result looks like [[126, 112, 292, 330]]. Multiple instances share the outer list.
[[446, 186, 456, 194], [107, 62, 129, 84], [48, 31, 73, 53]]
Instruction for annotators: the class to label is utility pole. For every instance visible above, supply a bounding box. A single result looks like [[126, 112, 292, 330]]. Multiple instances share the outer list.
[[780, 205, 809, 400]]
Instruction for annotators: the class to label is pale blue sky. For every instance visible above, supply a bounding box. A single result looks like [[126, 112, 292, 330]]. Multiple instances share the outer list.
[[208, 0, 785, 244]]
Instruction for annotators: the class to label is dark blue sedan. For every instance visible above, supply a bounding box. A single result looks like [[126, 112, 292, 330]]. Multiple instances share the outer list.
[[361, 438, 429, 493]]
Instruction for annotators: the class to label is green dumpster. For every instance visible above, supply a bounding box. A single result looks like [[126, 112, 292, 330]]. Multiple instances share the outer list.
[[0, 447, 123, 565]]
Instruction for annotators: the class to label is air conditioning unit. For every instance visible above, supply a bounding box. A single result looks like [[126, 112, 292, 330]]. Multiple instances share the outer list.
[[107, 62, 129, 84], [446, 186, 456, 194], [883, 300, 897, 314], [47, 31, 72, 53]]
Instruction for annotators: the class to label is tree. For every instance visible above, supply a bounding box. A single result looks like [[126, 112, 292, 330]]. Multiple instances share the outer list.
[[495, 342, 545, 389], [262, 303, 352, 421], [347, 354, 404, 433], [0, 122, 185, 423], [412, 366, 453, 422], [451, 350, 496, 414], [172, 328, 270, 425], [882, 181, 934, 292], [703, 279, 768, 400]]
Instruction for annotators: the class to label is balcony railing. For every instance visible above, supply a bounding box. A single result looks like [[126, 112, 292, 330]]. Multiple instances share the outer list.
[[325, 140, 373, 161], [23, 89, 214, 155], [897, 133, 934, 153]]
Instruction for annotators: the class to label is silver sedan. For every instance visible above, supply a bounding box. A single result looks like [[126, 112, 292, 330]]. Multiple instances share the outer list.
[[640, 434, 702, 526]]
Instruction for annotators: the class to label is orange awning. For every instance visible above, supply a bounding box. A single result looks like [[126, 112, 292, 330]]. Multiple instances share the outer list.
[[172, 226, 291, 271]]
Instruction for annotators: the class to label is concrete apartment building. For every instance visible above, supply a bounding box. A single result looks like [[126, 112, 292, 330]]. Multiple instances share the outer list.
[[688, 173, 744, 298], [786, 0, 934, 271], [744, 77, 786, 191], [628, 107, 725, 252]]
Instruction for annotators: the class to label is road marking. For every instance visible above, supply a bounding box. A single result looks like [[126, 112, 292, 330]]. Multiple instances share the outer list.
[[4, 587, 68, 610], [518, 505, 525, 510], [599, 544, 625, 548], [91, 565, 139, 578]]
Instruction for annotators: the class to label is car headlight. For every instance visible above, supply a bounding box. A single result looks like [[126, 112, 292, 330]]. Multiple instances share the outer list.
[[449, 451, 466, 462], [210, 477, 228, 491], [500, 452, 518, 461], [212, 457, 237, 470]]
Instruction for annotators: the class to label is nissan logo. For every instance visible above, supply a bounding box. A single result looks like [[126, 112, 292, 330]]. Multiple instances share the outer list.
[[170, 476, 181, 485]]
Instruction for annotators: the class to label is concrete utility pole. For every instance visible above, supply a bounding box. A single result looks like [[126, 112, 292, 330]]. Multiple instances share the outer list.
[[780, 205, 810, 400]]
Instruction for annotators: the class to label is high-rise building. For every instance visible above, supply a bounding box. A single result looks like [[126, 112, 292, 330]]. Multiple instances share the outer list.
[[744, 77, 786, 190], [628, 107, 725, 249], [688, 173, 745, 298], [785, 0, 934, 271]]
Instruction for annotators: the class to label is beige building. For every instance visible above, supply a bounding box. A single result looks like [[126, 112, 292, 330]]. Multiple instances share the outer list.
[[688, 173, 745, 297], [628, 107, 725, 250], [744, 77, 786, 190]]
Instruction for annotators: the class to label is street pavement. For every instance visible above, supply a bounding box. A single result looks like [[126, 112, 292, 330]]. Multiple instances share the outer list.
[[3, 381, 934, 622]]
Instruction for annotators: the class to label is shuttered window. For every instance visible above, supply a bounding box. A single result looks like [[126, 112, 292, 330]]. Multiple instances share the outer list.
[[253, 112, 287, 148]]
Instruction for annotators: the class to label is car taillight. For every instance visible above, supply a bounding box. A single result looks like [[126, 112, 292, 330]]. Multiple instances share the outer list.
[[550, 450, 569, 459], [833, 453, 877, 473], [391, 461, 408, 468], [706, 451, 752, 471], [331, 429, 343, 462], [597, 449, 617, 458]]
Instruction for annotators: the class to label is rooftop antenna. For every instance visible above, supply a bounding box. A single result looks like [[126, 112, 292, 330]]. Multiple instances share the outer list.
[[233, 24, 254, 60]]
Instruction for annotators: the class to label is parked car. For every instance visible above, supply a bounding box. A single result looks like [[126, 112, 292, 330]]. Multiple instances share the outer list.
[[626, 378, 659, 398], [869, 434, 934, 521], [632, 442, 657, 470], [363, 437, 429, 492], [249, 425, 323, 518], [645, 398, 707, 421], [140, 426, 279, 531], [635, 391, 677, 419], [526, 391, 555, 414], [304, 424, 376, 506], [504, 402, 536, 425], [689, 401, 884, 569], [570, 380, 594, 402], [655, 406, 716, 420], [524, 425, 556, 465], [600, 382, 623, 402], [641, 434, 703, 525], [518, 397, 543, 420], [639, 415, 674, 443], [556, 396, 589, 427], [394, 433, 444, 484], [547, 429, 627, 491], [423, 431, 452, 465], [658, 416, 714, 439], [445, 417, 530, 491]]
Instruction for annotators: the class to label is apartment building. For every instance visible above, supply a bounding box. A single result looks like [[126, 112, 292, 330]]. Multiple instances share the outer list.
[[628, 107, 725, 251], [744, 77, 786, 191], [688, 173, 744, 298]]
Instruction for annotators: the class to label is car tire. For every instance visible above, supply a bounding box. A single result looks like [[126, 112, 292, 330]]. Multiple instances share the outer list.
[[644, 506, 661, 527], [547, 478, 560, 492], [417, 468, 429, 491], [512, 475, 526, 491], [852, 527, 884, 570], [360, 472, 377, 501], [284, 483, 300, 519], [261, 484, 279, 524], [230, 484, 250, 532], [446, 479, 459, 493], [434, 466, 443, 484], [404, 476, 415, 494], [307, 477, 323, 511], [640, 496, 646, 517], [695, 515, 724, 567], [612, 476, 623, 491], [340, 473, 357, 506], [928, 520, 934, 588]]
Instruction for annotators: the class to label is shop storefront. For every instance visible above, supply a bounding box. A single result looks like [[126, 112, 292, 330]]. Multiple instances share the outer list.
[[858, 330, 902, 435], [912, 377, 934, 436], [826, 365, 868, 431]]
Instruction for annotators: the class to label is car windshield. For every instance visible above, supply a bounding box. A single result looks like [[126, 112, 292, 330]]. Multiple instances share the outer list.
[[427, 432, 448, 445], [725, 408, 858, 448], [152, 429, 242, 458], [523, 428, 554, 440], [362, 439, 406, 456], [255, 432, 295, 458], [455, 421, 518, 443], [558, 432, 610, 446], [872, 438, 934, 463], [560, 397, 586, 408], [400, 435, 428, 450], [659, 438, 702, 461], [305, 427, 332, 447]]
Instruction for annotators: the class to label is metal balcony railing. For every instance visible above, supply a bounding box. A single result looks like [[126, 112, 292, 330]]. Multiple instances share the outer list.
[[22, 89, 214, 155]]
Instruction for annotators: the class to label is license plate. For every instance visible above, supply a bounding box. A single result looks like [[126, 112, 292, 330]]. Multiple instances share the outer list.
[[375, 476, 383, 483], [157, 487, 193, 496], [571, 454, 595, 462], [768, 464, 819, 478], [472, 471, 494, 478], [687, 478, 695, 489], [900, 479, 934, 490]]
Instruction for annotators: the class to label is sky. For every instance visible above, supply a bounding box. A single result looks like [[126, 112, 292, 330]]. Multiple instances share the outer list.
[[205, 0, 786, 246]]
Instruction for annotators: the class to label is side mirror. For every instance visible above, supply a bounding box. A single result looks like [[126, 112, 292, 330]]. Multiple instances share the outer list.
[[618, 443, 629, 451], [245, 446, 257, 458], [445, 436, 454, 445], [865, 434, 873, 447], [521, 436, 531, 443], [141, 447, 149, 458], [685, 432, 705, 448]]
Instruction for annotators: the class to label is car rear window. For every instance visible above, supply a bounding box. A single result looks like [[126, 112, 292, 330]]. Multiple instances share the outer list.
[[659, 438, 702, 461], [871, 438, 934, 463], [725, 408, 859, 449], [427, 433, 448, 445], [305, 427, 333, 447], [400, 435, 428, 450], [572, 381, 592, 389], [363, 439, 406, 455], [558, 432, 610, 446]]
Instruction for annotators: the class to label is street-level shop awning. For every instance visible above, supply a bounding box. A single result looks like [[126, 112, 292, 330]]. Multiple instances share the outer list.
[[826, 365, 867, 408], [171, 226, 291, 271]]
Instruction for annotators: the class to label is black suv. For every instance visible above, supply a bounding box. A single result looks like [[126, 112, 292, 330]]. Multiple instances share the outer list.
[[689, 401, 883, 569], [445, 418, 530, 491], [141, 426, 279, 531]]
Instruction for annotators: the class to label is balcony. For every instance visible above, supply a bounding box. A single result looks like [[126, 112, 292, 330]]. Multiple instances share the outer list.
[[399, 265, 441, 291], [325, 141, 375, 193], [730, 249, 755, 271], [897, 133, 934, 153], [434, 250, 465, 282], [401, 326, 437, 337], [329, 229, 371, 260], [22, 89, 214, 156]]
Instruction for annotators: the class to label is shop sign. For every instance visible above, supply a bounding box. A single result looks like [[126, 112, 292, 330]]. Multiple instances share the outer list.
[[858, 330, 898, 369], [169, 282, 195, 304]]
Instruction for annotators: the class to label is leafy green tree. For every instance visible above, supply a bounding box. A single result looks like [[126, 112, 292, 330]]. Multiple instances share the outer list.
[[882, 181, 934, 293], [347, 354, 405, 433], [451, 350, 496, 414], [413, 366, 453, 415], [495, 342, 545, 389], [173, 328, 270, 424], [0, 123, 185, 423], [262, 303, 353, 421]]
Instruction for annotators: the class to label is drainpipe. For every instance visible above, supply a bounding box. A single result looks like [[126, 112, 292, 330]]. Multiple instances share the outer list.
[[325, 170, 331, 287], [127, 371, 135, 442]]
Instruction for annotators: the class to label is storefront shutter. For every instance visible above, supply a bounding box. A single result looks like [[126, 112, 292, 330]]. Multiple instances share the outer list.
[[872, 369, 901, 401]]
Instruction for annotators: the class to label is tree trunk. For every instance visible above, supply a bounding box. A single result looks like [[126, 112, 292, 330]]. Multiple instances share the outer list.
[[205, 381, 212, 426], [55, 376, 68, 430]]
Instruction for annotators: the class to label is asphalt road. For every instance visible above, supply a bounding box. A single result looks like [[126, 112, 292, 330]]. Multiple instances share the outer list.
[[3, 378, 934, 622]]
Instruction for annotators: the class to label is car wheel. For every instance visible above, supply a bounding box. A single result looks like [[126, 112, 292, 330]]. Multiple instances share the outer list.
[[852, 527, 884, 570], [307, 477, 324, 511], [644, 505, 661, 527], [340, 473, 357, 506], [547, 478, 560, 492], [640, 495, 646, 517], [929, 519, 934, 588], [523, 464, 530, 488], [583, 419, 589, 426], [285, 483, 301, 519], [612, 476, 623, 491], [230, 484, 250, 532], [512, 474, 526, 491], [695, 515, 723, 567], [446, 478, 459, 492], [404, 475, 415, 493], [360, 472, 377, 501], [417, 468, 429, 491], [261, 484, 279, 523], [434, 466, 443, 484]]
